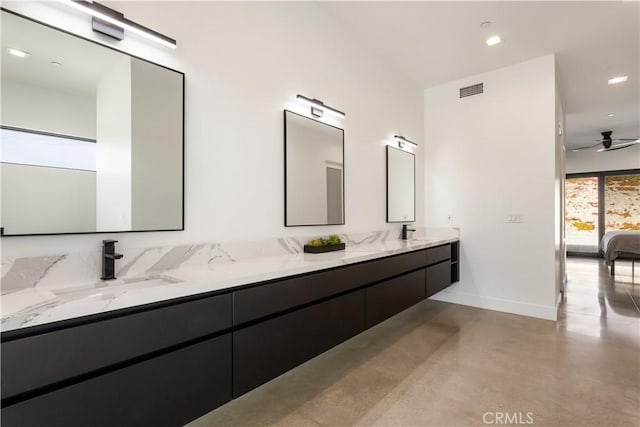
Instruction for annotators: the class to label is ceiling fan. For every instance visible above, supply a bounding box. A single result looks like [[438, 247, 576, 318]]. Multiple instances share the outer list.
[[572, 131, 640, 152]]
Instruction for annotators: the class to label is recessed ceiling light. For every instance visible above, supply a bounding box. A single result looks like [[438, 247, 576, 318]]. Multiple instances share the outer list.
[[608, 76, 628, 85], [607, 113, 615, 117], [7, 48, 30, 58], [486, 35, 501, 46]]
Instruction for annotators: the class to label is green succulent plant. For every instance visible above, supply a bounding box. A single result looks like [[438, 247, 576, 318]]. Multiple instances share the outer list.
[[306, 235, 342, 246]]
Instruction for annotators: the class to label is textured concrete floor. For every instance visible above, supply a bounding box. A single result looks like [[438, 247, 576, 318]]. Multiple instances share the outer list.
[[189, 258, 640, 426]]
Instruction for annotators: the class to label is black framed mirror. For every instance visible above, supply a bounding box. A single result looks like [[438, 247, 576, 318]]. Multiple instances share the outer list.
[[284, 110, 344, 226], [386, 145, 415, 223], [0, 9, 184, 236]]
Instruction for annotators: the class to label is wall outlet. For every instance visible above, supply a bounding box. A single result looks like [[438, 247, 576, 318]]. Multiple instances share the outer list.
[[507, 213, 524, 223], [447, 214, 454, 224]]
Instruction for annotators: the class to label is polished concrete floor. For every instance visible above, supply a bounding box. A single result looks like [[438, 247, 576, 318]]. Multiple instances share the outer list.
[[189, 258, 640, 426]]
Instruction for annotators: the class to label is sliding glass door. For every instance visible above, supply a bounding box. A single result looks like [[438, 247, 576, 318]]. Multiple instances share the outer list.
[[566, 176, 600, 253], [565, 170, 640, 255]]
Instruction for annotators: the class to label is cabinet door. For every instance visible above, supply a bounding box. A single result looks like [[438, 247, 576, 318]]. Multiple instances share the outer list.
[[426, 261, 451, 297], [2, 293, 231, 400], [233, 290, 365, 398], [366, 269, 426, 328], [1, 334, 232, 427], [425, 244, 451, 266]]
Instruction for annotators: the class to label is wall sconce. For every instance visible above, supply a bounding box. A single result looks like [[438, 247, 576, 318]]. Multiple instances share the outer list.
[[296, 94, 346, 119], [394, 135, 418, 149], [58, 0, 177, 49]]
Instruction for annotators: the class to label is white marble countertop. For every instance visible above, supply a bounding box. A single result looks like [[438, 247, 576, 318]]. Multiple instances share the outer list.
[[1, 232, 458, 333]]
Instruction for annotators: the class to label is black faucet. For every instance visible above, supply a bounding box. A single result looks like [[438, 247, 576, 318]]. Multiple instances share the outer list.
[[101, 240, 123, 280], [401, 224, 416, 240]]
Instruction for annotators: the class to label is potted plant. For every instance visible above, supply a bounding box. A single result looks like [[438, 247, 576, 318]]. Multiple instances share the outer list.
[[303, 235, 346, 253]]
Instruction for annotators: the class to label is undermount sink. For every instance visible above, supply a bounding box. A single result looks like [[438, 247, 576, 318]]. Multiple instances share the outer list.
[[52, 275, 183, 298]]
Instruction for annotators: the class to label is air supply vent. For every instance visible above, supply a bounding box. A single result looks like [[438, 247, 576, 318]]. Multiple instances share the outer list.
[[459, 83, 483, 98]]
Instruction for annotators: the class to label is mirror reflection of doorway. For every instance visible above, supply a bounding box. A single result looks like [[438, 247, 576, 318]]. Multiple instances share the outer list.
[[326, 167, 343, 225]]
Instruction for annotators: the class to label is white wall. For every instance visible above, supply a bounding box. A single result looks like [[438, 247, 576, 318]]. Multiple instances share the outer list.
[[424, 55, 559, 320], [1, 163, 96, 234], [96, 57, 132, 231], [566, 145, 640, 174], [1, 1, 423, 258], [0, 79, 95, 138]]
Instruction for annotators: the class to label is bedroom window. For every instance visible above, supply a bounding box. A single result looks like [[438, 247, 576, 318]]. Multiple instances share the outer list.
[[566, 169, 640, 255]]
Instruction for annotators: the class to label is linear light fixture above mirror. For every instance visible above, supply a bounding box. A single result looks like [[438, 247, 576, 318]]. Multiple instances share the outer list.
[[58, 0, 177, 49], [394, 135, 418, 149], [296, 94, 346, 119]]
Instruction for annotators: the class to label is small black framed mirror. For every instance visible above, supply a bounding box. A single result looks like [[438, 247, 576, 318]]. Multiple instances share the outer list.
[[386, 145, 415, 223], [284, 110, 344, 226]]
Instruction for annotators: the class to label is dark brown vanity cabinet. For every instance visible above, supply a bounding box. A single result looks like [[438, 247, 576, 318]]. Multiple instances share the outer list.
[[1, 293, 233, 427], [233, 290, 366, 397], [1, 241, 459, 427], [2, 334, 232, 427], [366, 269, 426, 327]]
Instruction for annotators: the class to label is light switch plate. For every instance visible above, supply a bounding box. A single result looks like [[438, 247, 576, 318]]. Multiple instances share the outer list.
[[507, 213, 524, 223]]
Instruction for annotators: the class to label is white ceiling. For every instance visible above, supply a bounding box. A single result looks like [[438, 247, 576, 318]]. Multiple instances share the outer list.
[[1, 10, 125, 98], [322, 1, 639, 149]]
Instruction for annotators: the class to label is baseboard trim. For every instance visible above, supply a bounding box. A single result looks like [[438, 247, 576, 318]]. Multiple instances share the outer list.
[[430, 289, 558, 321]]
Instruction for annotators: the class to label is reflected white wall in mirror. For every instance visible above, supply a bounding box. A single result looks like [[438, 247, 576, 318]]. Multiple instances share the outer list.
[[0, 10, 184, 236], [285, 111, 344, 226], [386, 145, 415, 222]]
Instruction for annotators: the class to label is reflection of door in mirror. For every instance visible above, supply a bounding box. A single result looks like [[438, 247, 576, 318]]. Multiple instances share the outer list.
[[0, 10, 184, 236], [285, 111, 345, 226], [326, 166, 343, 225], [386, 146, 415, 223]]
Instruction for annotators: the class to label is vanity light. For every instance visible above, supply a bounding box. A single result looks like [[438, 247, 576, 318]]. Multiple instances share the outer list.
[[608, 75, 628, 85], [296, 94, 346, 119], [394, 135, 418, 149], [58, 0, 177, 49], [486, 35, 501, 46], [7, 47, 30, 58]]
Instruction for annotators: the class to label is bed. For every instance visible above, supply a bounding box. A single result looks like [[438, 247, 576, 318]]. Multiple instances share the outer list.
[[600, 231, 640, 277]]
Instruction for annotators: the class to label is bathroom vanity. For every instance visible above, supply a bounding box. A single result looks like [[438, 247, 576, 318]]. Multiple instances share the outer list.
[[1, 238, 459, 427]]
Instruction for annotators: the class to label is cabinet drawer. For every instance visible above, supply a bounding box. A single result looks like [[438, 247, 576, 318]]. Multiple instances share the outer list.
[[234, 250, 426, 325], [426, 261, 452, 297], [233, 290, 365, 397], [425, 244, 451, 266], [1, 334, 232, 427], [366, 269, 426, 327], [2, 293, 231, 400]]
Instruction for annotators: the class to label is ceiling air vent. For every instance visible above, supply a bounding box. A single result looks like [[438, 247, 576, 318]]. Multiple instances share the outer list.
[[459, 83, 483, 98]]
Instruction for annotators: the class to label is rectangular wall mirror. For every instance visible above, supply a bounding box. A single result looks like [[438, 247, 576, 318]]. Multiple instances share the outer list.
[[0, 9, 184, 236], [386, 145, 415, 223], [284, 110, 344, 226]]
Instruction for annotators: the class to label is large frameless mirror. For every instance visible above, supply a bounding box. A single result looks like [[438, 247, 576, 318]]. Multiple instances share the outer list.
[[0, 9, 184, 236], [284, 110, 344, 226]]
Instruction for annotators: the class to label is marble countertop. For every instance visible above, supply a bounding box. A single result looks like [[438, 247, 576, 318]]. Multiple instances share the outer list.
[[1, 233, 458, 333]]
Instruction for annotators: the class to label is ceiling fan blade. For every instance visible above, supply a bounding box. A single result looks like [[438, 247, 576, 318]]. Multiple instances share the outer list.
[[611, 138, 639, 142], [572, 142, 602, 152], [597, 141, 640, 152]]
